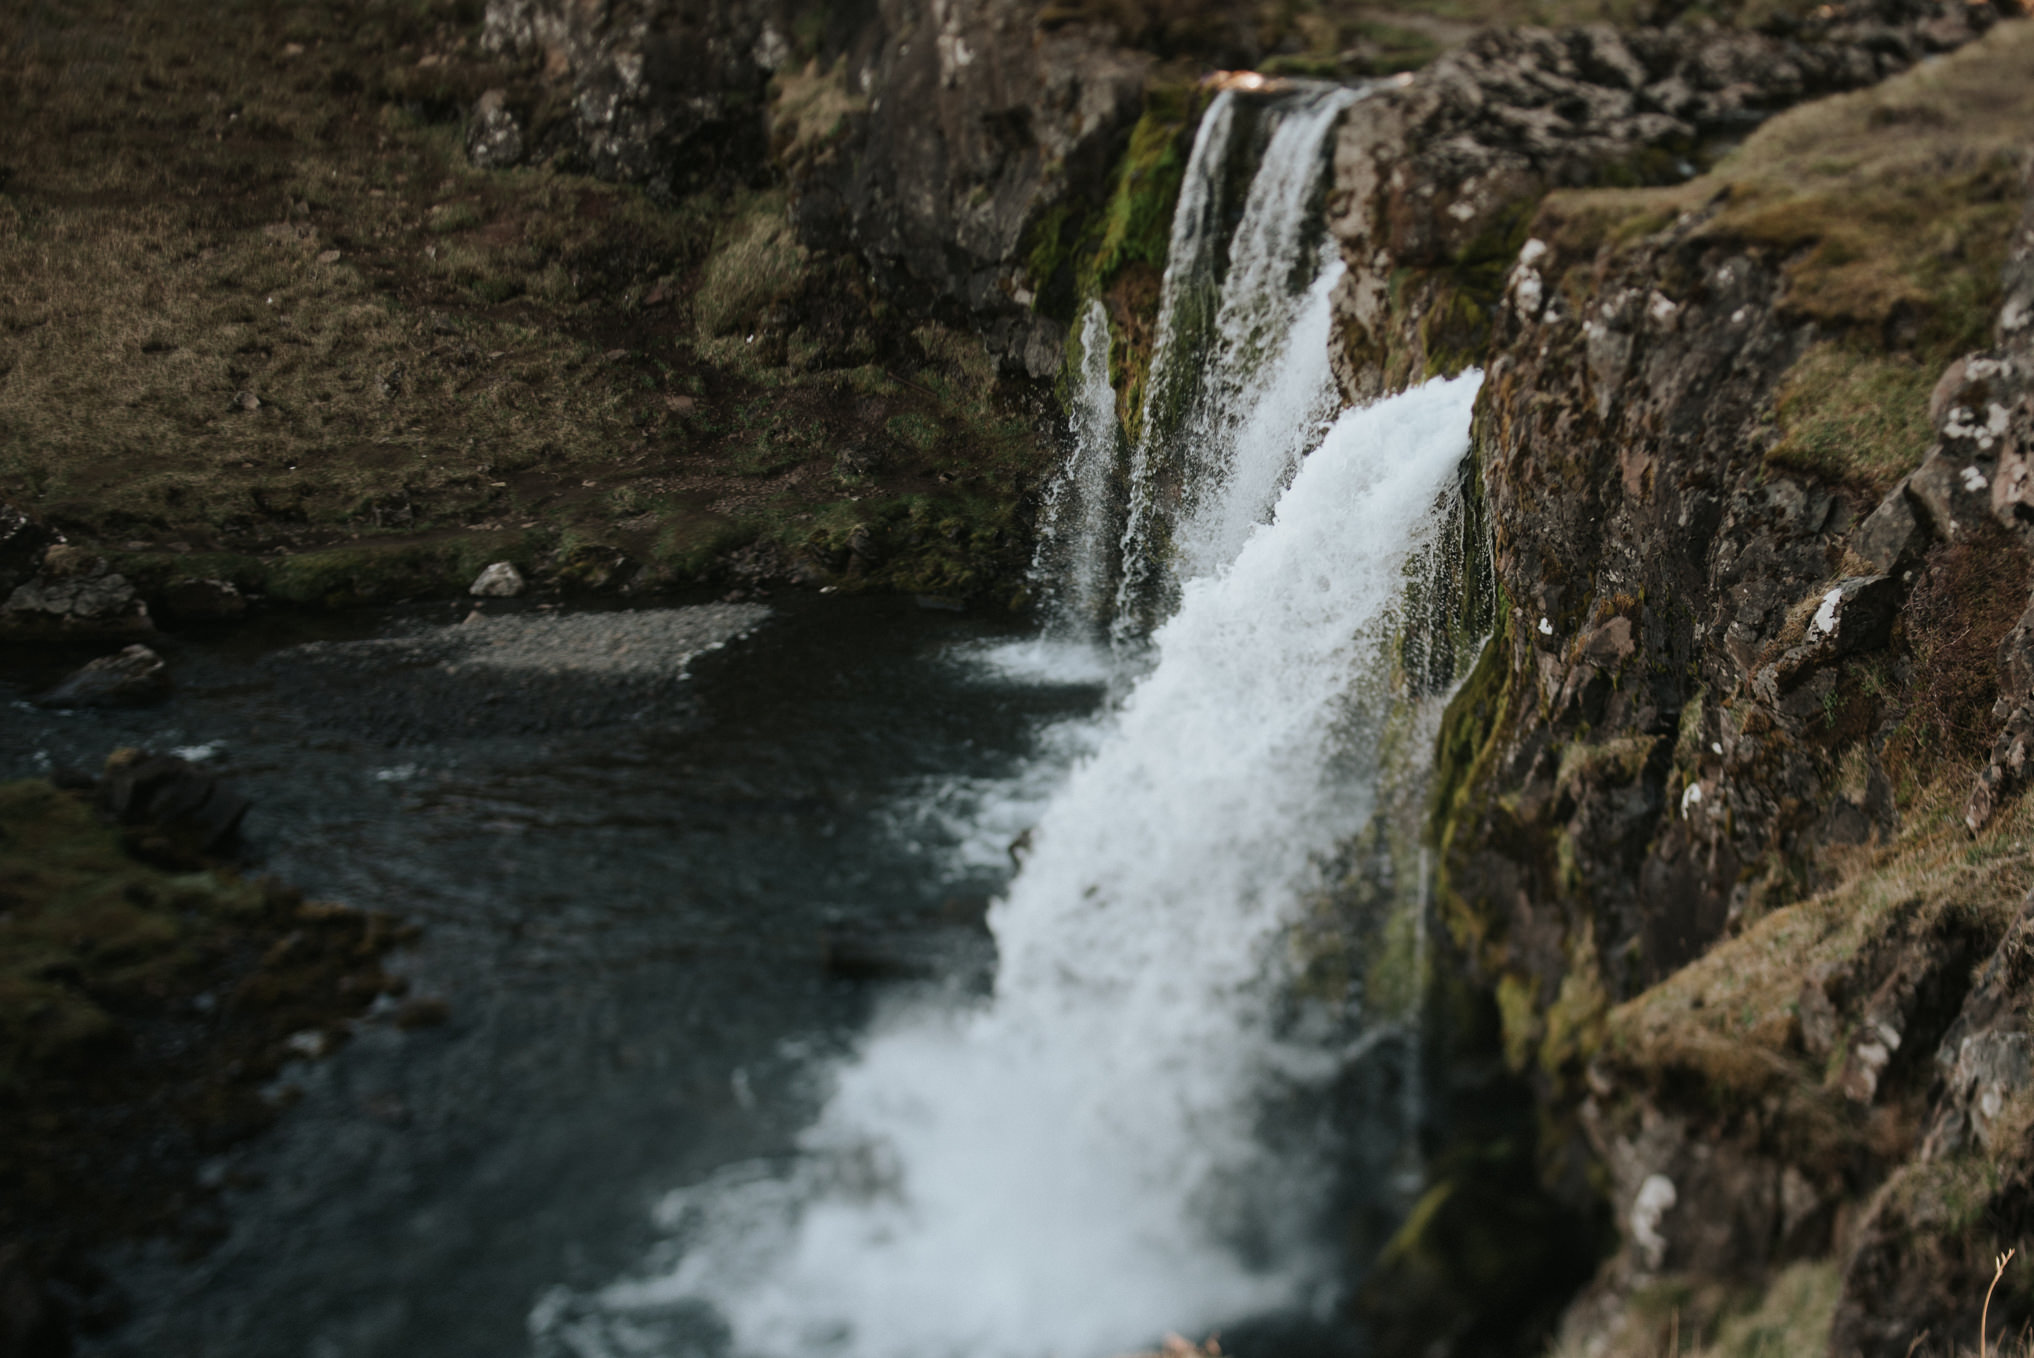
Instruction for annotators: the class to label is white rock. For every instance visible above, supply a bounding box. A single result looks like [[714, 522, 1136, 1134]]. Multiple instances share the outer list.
[[1631, 1173, 1678, 1270], [469, 561, 525, 597]]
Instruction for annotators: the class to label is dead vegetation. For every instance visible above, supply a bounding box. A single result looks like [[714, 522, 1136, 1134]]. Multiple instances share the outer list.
[[0, 0, 1049, 608]]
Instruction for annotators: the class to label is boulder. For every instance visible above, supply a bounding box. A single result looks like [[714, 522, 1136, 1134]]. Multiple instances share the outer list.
[[34, 645, 171, 708], [1852, 477, 1929, 575], [98, 749, 250, 858], [469, 561, 526, 597], [466, 88, 524, 169], [2, 548, 151, 635]]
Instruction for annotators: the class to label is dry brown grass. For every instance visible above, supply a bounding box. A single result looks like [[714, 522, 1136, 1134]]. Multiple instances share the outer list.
[[1607, 779, 2034, 1106], [1539, 21, 2034, 496], [0, 0, 1048, 602]]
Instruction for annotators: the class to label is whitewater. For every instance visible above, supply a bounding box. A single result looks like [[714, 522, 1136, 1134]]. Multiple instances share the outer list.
[[531, 373, 1480, 1358]]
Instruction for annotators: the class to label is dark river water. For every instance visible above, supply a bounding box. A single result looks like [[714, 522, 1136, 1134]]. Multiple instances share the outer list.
[[3, 595, 1110, 1358]]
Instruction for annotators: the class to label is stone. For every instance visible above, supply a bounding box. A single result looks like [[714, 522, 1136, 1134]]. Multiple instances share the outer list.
[[98, 749, 251, 856], [3, 558, 151, 634], [1805, 575, 1900, 656], [469, 561, 526, 597], [466, 88, 524, 169], [1852, 477, 1928, 574], [1767, 575, 1900, 693], [162, 577, 248, 620], [35, 645, 171, 708], [0, 504, 54, 593], [231, 390, 260, 412]]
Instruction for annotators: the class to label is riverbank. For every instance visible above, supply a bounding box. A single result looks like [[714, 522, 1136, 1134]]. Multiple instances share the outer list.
[[0, 761, 418, 1354]]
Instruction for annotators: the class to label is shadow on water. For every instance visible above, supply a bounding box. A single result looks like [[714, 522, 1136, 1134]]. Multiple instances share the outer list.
[[1, 593, 1109, 1358]]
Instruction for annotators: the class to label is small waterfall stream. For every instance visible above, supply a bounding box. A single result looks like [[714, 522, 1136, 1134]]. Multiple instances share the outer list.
[[1027, 300, 1124, 638], [533, 81, 1485, 1358]]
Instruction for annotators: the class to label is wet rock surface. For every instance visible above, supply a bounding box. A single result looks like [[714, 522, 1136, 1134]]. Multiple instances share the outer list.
[[34, 645, 172, 709]]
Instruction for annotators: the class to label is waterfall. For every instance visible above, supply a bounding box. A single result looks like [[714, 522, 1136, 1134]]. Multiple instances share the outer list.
[[532, 377, 1484, 1358], [1029, 300, 1124, 639], [531, 75, 1487, 1358], [1113, 84, 1360, 640]]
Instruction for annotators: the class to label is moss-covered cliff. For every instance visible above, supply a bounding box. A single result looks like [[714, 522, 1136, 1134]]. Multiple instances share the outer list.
[[1363, 17, 2034, 1356]]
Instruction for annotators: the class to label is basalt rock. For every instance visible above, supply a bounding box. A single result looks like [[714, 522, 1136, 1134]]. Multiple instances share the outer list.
[[474, 0, 1148, 377], [1325, 0, 2013, 403], [1407, 25, 2034, 1358], [478, 0, 780, 190], [98, 749, 251, 861], [2, 546, 151, 638], [35, 645, 172, 709]]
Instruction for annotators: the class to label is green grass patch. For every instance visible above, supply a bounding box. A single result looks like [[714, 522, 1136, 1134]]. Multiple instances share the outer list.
[[1768, 342, 1938, 498]]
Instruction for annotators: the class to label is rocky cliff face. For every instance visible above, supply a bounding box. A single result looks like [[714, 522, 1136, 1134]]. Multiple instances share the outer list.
[[1323, 0, 2012, 404], [1357, 16, 2034, 1356], [475, 0, 1153, 376]]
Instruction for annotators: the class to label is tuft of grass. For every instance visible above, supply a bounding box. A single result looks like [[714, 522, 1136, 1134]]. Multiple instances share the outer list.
[[1887, 518, 2033, 782], [1768, 342, 1939, 498], [694, 190, 807, 338], [1606, 777, 2034, 1122]]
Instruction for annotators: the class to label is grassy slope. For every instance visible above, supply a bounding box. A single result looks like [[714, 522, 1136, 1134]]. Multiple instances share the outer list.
[[0, 0, 1047, 609], [1540, 22, 2034, 499]]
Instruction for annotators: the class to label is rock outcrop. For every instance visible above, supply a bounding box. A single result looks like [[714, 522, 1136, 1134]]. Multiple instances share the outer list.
[[475, 0, 1151, 376], [1325, 0, 2015, 405], [2, 545, 152, 637], [35, 645, 172, 709], [1384, 18, 2034, 1357]]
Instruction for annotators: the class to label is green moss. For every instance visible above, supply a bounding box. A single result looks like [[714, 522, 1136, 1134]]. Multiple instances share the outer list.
[[1769, 343, 1948, 499], [1495, 971, 1541, 1073], [1020, 84, 1196, 325], [1554, 735, 1658, 796], [0, 779, 267, 1084], [1704, 1261, 1842, 1358], [1540, 927, 1609, 1077], [1019, 85, 1199, 439], [885, 411, 944, 453], [1086, 87, 1195, 296], [1427, 600, 1514, 850], [262, 535, 528, 607]]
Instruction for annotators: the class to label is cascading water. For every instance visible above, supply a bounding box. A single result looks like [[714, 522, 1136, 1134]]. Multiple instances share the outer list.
[[531, 80, 1486, 1358], [1028, 300, 1124, 640], [1113, 84, 1361, 640]]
